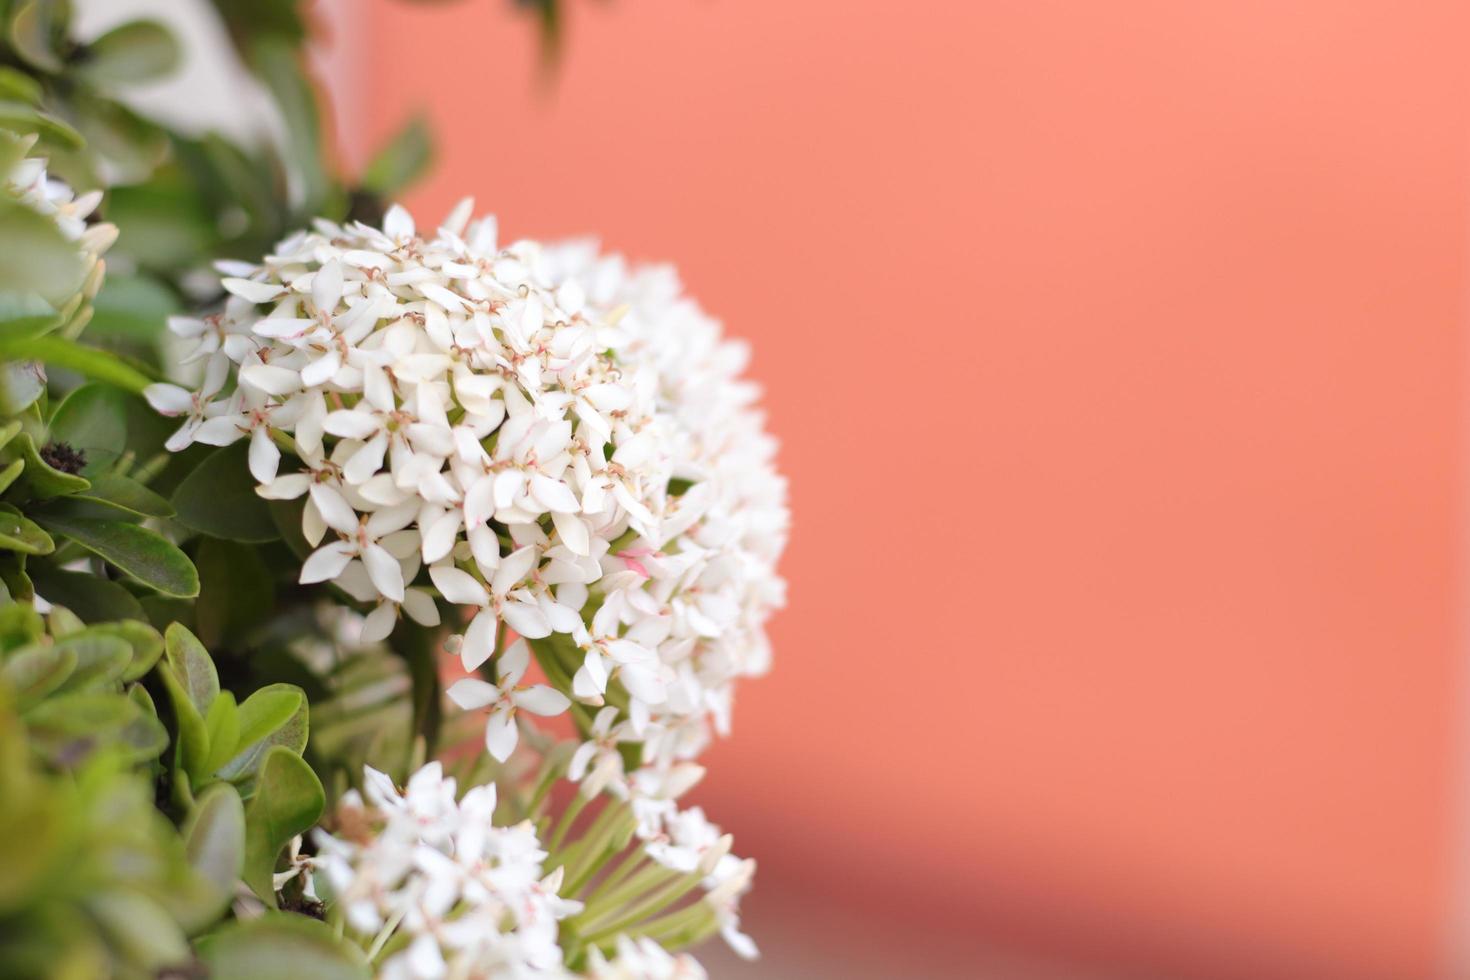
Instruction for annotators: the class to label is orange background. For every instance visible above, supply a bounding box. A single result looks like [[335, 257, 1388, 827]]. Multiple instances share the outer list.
[[325, 2, 1470, 976]]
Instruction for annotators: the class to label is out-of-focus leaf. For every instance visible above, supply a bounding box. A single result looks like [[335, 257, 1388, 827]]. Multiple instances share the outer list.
[[105, 180, 213, 273], [0, 196, 83, 304], [50, 631, 131, 692], [0, 100, 82, 150], [7, 0, 66, 73], [172, 443, 279, 542], [241, 746, 323, 904], [88, 619, 163, 681], [250, 37, 328, 216], [86, 273, 178, 342], [182, 783, 246, 927], [35, 512, 198, 597], [0, 290, 61, 339], [0, 66, 43, 104], [1, 642, 76, 708], [86, 890, 190, 975], [361, 113, 433, 196], [77, 19, 179, 86], [197, 913, 368, 980], [73, 94, 170, 184]]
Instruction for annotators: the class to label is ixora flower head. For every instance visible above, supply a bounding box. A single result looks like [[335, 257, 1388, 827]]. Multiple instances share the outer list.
[[146, 200, 788, 772]]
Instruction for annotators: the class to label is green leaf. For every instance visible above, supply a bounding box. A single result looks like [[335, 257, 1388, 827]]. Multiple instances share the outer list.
[[197, 913, 368, 980], [171, 443, 279, 542], [51, 631, 132, 692], [361, 113, 433, 196], [36, 513, 198, 597], [164, 622, 218, 714], [78, 473, 173, 517], [26, 564, 146, 624], [203, 690, 239, 776], [241, 747, 324, 905], [0, 507, 52, 554], [159, 663, 210, 781], [182, 783, 246, 928], [1, 642, 76, 708], [77, 19, 180, 86], [0, 335, 156, 394], [217, 684, 306, 787], [11, 431, 89, 497]]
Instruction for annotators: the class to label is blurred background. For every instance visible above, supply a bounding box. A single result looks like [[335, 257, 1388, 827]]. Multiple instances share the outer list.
[[89, 0, 1470, 976]]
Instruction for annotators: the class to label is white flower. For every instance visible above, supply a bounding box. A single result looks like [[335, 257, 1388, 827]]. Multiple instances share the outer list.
[[446, 638, 571, 761], [586, 936, 707, 980]]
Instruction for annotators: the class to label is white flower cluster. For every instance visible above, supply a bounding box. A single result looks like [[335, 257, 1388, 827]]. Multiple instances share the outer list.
[[146, 202, 788, 772], [311, 763, 579, 979]]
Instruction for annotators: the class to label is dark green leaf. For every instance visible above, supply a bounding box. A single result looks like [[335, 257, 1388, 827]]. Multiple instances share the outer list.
[[241, 747, 324, 904], [47, 382, 126, 462], [27, 564, 146, 624], [36, 513, 198, 597], [195, 536, 273, 648], [78, 474, 173, 517], [171, 443, 279, 542]]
